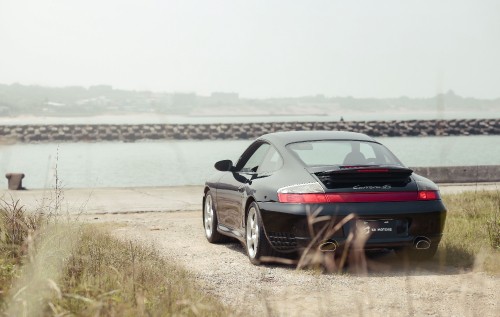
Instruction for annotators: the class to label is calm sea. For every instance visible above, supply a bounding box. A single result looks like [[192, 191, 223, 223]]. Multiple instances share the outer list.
[[1, 109, 499, 125], [1, 135, 499, 189]]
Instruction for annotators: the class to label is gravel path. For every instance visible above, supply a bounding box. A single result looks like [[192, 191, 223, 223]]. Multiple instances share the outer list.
[[86, 210, 499, 317]]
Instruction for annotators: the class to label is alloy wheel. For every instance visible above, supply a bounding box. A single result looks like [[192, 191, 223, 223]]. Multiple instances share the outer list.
[[204, 194, 214, 238], [246, 206, 259, 258]]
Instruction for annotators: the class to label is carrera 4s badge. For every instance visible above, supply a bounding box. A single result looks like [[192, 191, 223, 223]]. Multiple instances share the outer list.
[[353, 184, 392, 190]]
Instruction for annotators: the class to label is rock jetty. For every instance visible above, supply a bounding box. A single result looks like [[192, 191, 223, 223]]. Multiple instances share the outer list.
[[0, 118, 498, 143]]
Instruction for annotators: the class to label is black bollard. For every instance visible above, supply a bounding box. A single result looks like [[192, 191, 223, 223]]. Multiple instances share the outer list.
[[5, 173, 25, 190]]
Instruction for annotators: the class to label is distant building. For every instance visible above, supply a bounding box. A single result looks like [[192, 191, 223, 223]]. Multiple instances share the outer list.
[[210, 92, 239, 105], [172, 93, 197, 107]]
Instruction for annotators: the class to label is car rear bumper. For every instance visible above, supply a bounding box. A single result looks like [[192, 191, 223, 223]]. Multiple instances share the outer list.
[[258, 200, 446, 252]]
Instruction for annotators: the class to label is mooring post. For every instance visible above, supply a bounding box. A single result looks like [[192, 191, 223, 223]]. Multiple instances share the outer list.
[[5, 173, 25, 190]]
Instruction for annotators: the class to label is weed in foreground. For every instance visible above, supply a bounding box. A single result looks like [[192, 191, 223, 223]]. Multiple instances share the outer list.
[[262, 206, 370, 274], [0, 197, 46, 308], [5, 223, 78, 316], [58, 225, 231, 316], [297, 209, 369, 274], [4, 223, 232, 316], [0, 198, 44, 250], [0, 193, 232, 316]]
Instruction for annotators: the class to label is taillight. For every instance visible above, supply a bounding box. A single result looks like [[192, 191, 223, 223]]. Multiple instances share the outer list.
[[277, 182, 325, 203], [277, 184, 440, 203], [277, 193, 327, 203], [417, 190, 439, 200]]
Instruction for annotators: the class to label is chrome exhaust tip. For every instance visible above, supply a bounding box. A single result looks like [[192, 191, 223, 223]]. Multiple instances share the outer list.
[[414, 237, 431, 250], [319, 240, 338, 252]]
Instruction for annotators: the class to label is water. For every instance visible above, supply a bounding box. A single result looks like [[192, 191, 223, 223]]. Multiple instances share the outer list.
[[0, 110, 499, 125], [1, 135, 499, 189]]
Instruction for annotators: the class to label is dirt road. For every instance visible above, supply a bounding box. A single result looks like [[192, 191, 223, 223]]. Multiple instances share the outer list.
[[87, 210, 499, 317]]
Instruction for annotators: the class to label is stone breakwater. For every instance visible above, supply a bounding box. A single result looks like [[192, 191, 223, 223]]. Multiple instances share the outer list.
[[1, 118, 499, 143]]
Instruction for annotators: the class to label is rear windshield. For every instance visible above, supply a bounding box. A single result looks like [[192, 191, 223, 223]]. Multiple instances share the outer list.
[[286, 140, 403, 167]]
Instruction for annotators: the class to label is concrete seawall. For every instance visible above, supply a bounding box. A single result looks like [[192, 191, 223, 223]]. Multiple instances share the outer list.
[[0, 118, 499, 143], [412, 165, 500, 184]]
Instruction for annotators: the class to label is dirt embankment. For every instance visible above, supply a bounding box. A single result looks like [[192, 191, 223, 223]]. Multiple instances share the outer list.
[[87, 211, 499, 317]]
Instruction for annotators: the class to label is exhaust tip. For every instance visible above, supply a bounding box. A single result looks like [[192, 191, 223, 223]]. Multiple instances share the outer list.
[[319, 240, 338, 252], [414, 237, 431, 250]]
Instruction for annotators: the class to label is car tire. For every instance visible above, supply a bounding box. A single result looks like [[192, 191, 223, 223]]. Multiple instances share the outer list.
[[203, 191, 228, 243], [395, 244, 438, 261], [245, 202, 275, 265]]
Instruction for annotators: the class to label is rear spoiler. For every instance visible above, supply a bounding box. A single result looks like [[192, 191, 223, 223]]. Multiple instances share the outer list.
[[310, 165, 413, 185]]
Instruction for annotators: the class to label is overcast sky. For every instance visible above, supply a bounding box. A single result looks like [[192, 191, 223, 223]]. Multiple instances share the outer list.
[[1, 0, 499, 98]]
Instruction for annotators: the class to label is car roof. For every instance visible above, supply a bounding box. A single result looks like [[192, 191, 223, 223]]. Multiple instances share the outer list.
[[258, 130, 377, 147]]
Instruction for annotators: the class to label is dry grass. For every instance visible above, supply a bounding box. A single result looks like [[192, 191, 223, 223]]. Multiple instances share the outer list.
[[0, 198, 233, 316], [440, 190, 500, 273], [50, 225, 232, 316], [0, 198, 44, 252], [0, 197, 45, 308]]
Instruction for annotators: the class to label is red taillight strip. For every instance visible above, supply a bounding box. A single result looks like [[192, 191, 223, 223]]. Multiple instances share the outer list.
[[278, 193, 328, 203], [278, 191, 439, 203]]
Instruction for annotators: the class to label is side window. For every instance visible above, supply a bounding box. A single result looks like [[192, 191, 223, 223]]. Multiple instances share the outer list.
[[240, 143, 270, 173], [257, 146, 283, 173]]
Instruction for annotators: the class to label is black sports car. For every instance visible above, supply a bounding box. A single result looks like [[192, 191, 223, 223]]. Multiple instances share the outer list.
[[203, 131, 446, 265]]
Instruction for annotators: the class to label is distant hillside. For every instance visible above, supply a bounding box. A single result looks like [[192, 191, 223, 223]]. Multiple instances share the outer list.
[[0, 83, 498, 117]]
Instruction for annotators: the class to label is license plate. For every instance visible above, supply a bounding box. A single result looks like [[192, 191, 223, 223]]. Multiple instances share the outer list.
[[356, 219, 397, 238]]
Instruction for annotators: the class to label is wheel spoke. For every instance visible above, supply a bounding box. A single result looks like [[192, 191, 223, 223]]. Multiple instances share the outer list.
[[204, 195, 213, 238], [246, 207, 259, 258]]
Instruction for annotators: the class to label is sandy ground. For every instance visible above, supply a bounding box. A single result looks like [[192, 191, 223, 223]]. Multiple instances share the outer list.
[[2, 183, 499, 316], [0, 186, 202, 214], [91, 211, 499, 317]]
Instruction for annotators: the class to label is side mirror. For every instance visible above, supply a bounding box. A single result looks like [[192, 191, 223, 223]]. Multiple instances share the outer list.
[[214, 160, 234, 172]]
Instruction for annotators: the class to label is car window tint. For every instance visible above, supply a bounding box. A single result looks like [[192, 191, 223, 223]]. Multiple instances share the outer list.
[[360, 143, 376, 159], [240, 143, 271, 172], [257, 146, 283, 173], [287, 140, 402, 166], [288, 141, 349, 166]]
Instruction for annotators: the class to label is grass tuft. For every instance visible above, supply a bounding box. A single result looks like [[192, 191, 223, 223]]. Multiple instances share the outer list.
[[52, 225, 231, 316], [0, 197, 232, 316], [486, 204, 500, 249], [0, 197, 45, 308], [0, 198, 43, 250], [440, 190, 500, 272]]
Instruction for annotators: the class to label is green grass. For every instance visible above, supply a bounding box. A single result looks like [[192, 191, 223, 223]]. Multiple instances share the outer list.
[[440, 190, 500, 273]]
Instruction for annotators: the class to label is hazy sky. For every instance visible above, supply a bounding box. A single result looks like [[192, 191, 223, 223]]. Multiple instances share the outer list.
[[1, 0, 499, 98]]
